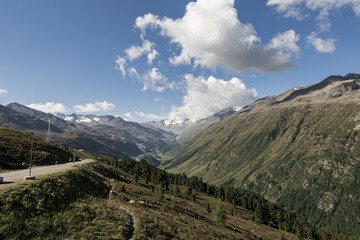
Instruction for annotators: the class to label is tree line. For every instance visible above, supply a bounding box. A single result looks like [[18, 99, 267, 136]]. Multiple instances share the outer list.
[[105, 158, 352, 240]]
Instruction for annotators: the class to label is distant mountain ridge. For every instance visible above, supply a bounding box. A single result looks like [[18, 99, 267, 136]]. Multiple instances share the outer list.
[[237, 73, 360, 113], [164, 73, 360, 237], [4, 103, 142, 158], [4, 103, 182, 160], [142, 107, 240, 142], [55, 112, 177, 154]]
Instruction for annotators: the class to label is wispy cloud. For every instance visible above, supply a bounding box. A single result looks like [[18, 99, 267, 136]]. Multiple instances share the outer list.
[[0, 89, 8, 95], [267, 0, 360, 53], [147, 49, 159, 64], [115, 56, 126, 77], [125, 40, 155, 61], [73, 101, 116, 113], [124, 112, 134, 119], [306, 32, 336, 53], [142, 68, 171, 92], [27, 102, 68, 113], [267, 0, 360, 26], [135, 111, 165, 121]]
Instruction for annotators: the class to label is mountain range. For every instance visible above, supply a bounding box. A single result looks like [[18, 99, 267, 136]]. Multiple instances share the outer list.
[[164, 73, 360, 236], [1, 73, 360, 237], [1, 102, 238, 162], [2, 103, 147, 159], [142, 107, 240, 142]]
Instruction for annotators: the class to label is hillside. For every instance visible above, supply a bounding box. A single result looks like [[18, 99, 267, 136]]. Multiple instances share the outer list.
[[164, 74, 360, 237], [0, 128, 72, 170], [7, 103, 177, 158], [1, 159, 340, 240], [3, 103, 142, 158]]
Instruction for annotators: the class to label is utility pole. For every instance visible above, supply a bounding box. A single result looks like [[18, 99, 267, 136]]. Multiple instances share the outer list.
[[46, 117, 51, 143], [24, 132, 35, 180], [29, 132, 33, 176]]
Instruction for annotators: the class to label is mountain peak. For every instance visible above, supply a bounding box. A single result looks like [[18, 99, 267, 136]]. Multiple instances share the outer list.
[[344, 73, 360, 80], [277, 73, 360, 104]]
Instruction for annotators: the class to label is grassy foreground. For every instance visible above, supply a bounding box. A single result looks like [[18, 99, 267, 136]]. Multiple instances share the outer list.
[[0, 162, 132, 239], [0, 160, 301, 240]]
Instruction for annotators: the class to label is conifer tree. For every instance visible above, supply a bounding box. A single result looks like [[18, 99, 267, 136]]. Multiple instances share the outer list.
[[214, 200, 226, 225], [206, 201, 211, 213]]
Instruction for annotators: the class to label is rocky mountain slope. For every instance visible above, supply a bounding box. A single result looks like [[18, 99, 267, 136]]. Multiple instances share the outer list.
[[4, 103, 179, 159], [55, 112, 177, 154], [164, 73, 360, 237], [3, 103, 142, 158]]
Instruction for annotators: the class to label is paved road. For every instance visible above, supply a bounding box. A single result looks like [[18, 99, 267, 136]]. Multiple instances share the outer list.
[[0, 159, 93, 188]]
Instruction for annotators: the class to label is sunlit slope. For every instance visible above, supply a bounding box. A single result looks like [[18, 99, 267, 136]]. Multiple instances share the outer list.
[[165, 74, 360, 236]]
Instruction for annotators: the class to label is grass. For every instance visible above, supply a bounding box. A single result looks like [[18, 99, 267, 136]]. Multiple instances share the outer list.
[[0, 162, 132, 240], [0, 161, 299, 239], [106, 163, 299, 240], [165, 101, 360, 237], [0, 128, 72, 170]]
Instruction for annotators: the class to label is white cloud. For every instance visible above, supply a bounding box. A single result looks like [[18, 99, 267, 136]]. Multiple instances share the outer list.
[[124, 112, 134, 119], [268, 30, 300, 53], [168, 74, 257, 120], [267, 0, 358, 53], [154, 98, 161, 102], [0, 89, 8, 95], [267, 0, 360, 31], [73, 101, 116, 113], [306, 32, 336, 53], [135, 111, 165, 121], [135, 0, 300, 73], [266, 0, 305, 19], [142, 68, 175, 92], [115, 56, 126, 77], [27, 102, 68, 113], [125, 40, 155, 61], [147, 49, 159, 64], [129, 67, 140, 79]]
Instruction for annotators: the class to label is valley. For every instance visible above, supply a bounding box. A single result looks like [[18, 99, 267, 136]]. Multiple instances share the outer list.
[[0, 159, 333, 240], [164, 74, 360, 237], [1, 74, 360, 239], [2, 0, 360, 238]]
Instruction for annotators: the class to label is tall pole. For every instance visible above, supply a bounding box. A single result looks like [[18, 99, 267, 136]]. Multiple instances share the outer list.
[[29, 132, 34, 176], [46, 117, 51, 143]]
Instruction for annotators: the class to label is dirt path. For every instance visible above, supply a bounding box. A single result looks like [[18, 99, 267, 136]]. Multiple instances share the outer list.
[[119, 206, 136, 240], [107, 180, 136, 240], [0, 159, 93, 189]]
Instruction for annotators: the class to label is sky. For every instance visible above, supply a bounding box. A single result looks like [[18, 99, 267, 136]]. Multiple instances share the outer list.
[[0, 0, 359, 122]]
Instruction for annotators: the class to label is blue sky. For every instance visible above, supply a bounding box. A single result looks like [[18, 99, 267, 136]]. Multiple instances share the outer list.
[[0, 0, 359, 122]]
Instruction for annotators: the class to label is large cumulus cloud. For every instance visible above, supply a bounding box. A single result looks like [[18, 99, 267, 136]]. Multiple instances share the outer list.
[[168, 74, 257, 120], [135, 0, 300, 73]]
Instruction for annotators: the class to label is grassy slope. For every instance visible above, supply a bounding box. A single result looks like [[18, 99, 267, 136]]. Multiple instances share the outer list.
[[0, 162, 132, 240], [0, 161, 298, 240], [165, 100, 360, 236], [0, 128, 72, 170]]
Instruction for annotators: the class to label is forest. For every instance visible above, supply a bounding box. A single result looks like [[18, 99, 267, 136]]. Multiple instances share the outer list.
[[105, 158, 354, 240]]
